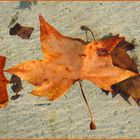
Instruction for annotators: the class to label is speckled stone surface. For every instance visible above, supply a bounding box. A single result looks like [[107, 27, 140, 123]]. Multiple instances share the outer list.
[[0, 1, 140, 138]]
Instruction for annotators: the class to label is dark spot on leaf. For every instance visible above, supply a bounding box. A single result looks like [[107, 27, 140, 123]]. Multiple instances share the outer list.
[[97, 48, 108, 56], [79, 54, 86, 57], [44, 79, 48, 81]]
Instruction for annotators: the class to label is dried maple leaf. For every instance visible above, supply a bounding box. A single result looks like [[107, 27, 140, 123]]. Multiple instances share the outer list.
[[7, 15, 87, 101], [6, 15, 139, 129], [0, 56, 9, 108]]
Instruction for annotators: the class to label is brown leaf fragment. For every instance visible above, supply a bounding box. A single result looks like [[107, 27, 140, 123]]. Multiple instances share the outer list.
[[10, 74, 23, 93], [10, 74, 23, 100], [9, 23, 34, 39], [111, 75, 140, 105], [112, 88, 131, 105], [0, 56, 9, 108], [111, 39, 138, 73]]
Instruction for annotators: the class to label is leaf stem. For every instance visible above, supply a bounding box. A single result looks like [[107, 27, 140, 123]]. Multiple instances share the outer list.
[[78, 80, 96, 130], [80, 25, 96, 41]]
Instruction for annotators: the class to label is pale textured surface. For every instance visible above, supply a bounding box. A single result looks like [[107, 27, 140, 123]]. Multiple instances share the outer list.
[[0, 1, 140, 138]]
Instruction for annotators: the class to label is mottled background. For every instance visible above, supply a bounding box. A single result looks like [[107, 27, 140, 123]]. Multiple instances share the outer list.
[[0, 1, 140, 138]]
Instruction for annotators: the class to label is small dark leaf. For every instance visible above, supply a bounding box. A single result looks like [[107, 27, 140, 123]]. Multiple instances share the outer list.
[[9, 23, 21, 35], [9, 23, 34, 39], [10, 75, 23, 94], [111, 39, 138, 73], [112, 75, 140, 104]]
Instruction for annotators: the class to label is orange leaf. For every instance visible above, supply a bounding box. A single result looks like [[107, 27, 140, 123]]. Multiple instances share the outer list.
[[0, 56, 9, 108], [7, 15, 138, 101], [7, 15, 87, 100], [6, 15, 140, 129]]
